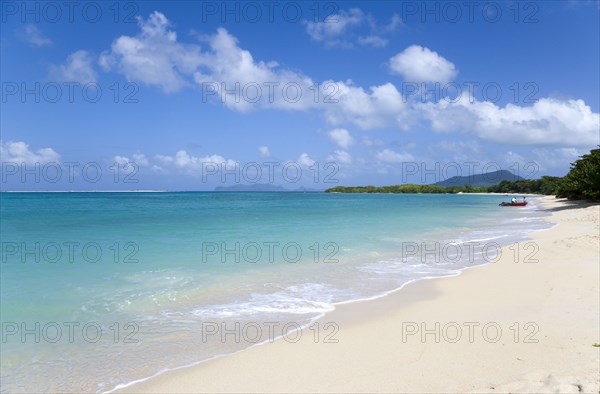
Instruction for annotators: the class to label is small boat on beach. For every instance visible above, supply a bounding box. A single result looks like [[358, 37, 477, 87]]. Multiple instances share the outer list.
[[499, 201, 528, 207]]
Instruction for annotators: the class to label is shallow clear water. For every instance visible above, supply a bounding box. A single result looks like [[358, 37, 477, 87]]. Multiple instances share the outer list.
[[0, 192, 551, 393]]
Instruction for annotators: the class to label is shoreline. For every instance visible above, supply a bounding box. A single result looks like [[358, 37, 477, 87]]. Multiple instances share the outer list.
[[1, 190, 542, 194], [118, 196, 599, 393]]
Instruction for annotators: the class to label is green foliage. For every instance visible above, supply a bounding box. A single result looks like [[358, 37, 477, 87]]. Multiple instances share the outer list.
[[326, 177, 566, 196], [487, 176, 564, 195], [325, 148, 599, 201], [556, 148, 600, 201], [324, 184, 487, 194], [327, 177, 566, 196]]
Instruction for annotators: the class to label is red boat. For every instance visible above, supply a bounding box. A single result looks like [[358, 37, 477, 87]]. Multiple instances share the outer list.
[[499, 202, 528, 206]]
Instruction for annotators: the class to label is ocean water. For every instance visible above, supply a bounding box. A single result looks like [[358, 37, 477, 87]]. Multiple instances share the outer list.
[[0, 192, 551, 393]]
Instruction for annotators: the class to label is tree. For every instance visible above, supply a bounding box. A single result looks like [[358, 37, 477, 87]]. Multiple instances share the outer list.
[[557, 148, 600, 201]]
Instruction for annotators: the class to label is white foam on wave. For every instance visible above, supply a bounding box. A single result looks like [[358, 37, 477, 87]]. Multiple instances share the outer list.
[[356, 260, 457, 275], [107, 196, 557, 393], [190, 283, 336, 318]]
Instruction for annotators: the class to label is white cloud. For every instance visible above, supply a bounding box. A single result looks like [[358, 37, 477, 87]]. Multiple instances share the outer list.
[[192, 27, 318, 112], [154, 150, 238, 174], [496, 148, 585, 177], [327, 150, 352, 164], [381, 14, 402, 33], [132, 153, 149, 166], [362, 136, 384, 147], [375, 149, 414, 163], [258, 146, 270, 157], [432, 140, 481, 163], [357, 35, 388, 48], [113, 155, 129, 165], [297, 153, 315, 167], [151, 165, 166, 173], [323, 81, 407, 129], [0, 140, 60, 164], [50, 50, 97, 83], [176, 151, 232, 168], [304, 8, 365, 47], [436, 140, 480, 153], [113, 153, 149, 167], [154, 154, 174, 165], [531, 147, 587, 172], [327, 128, 354, 149], [89, 12, 598, 150], [99, 11, 203, 93], [304, 9, 400, 48], [389, 45, 457, 83], [420, 97, 600, 147], [503, 151, 528, 167], [99, 13, 317, 108], [20, 25, 52, 47]]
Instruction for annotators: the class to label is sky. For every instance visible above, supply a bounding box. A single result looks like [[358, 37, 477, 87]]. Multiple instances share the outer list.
[[1, 0, 599, 190]]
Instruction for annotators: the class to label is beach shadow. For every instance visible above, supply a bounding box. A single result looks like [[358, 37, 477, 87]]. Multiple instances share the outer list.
[[543, 198, 600, 212]]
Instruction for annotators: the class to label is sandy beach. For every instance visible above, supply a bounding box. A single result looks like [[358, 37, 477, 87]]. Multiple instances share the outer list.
[[119, 196, 599, 393]]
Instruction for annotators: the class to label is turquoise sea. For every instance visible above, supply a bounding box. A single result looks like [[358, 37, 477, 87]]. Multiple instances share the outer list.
[[0, 192, 551, 393]]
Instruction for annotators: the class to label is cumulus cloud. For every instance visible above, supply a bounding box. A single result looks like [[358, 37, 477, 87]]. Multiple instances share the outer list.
[[531, 147, 586, 172], [419, 97, 600, 147], [20, 25, 52, 47], [113, 155, 129, 165], [132, 153, 149, 166], [435, 140, 480, 155], [141, 147, 326, 177], [327, 128, 354, 149], [89, 12, 598, 149], [357, 35, 388, 48], [258, 146, 270, 157], [304, 8, 400, 48], [432, 140, 482, 163], [154, 150, 237, 174], [113, 153, 149, 167], [326, 87, 598, 148], [492, 148, 585, 177], [379, 13, 402, 33], [389, 45, 457, 83], [192, 27, 319, 112], [99, 12, 203, 93], [297, 153, 315, 167], [50, 50, 97, 83], [0, 140, 60, 164], [363, 136, 384, 147], [323, 81, 407, 129], [99, 13, 318, 109], [304, 8, 365, 47], [327, 150, 352, 164], [375, 149, 414, 163]]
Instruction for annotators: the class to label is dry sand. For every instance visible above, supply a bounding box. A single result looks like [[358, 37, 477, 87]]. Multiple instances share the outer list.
[[119, 196, 599, 393]]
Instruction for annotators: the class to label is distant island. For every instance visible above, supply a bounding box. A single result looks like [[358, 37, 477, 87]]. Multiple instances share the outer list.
[[433, 169, 523, 187]]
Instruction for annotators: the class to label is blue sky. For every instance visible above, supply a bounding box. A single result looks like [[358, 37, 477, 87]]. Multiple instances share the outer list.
[[1, 0, 599, 190]]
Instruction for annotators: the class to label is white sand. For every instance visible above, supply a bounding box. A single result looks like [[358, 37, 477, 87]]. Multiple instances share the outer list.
[[119, 196, 599, 393]]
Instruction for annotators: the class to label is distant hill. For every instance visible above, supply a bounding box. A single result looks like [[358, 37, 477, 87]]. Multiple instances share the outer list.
[[434, 170, 524, 187], [214, 184, 318, 192]]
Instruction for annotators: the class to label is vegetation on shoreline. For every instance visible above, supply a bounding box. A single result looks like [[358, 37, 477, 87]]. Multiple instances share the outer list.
[[325, 148, 600, 202], [487, 176, 563, 195], [556, 148, 600, 201], [325, 184, 488, 194]]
